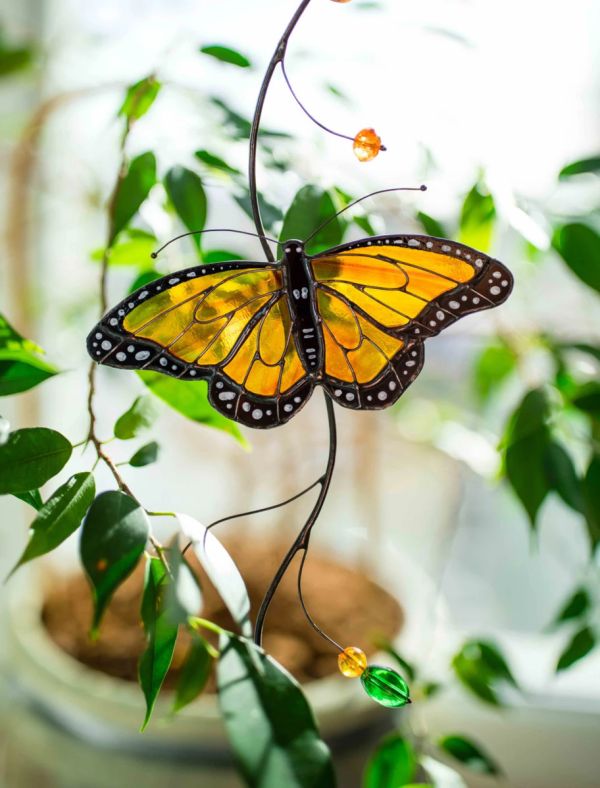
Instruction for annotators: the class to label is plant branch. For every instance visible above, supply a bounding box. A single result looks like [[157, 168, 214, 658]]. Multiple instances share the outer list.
[[248, 0, 313, 261]]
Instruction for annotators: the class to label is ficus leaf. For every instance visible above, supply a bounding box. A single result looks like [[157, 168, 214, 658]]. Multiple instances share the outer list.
[[92, 229, 157, 269], [280, 185, 344, 254], [139, 556, 178, 730], [13, 489, 43, 510], [543, 441, 584, 513], [556, 626, 596, 672], [9, 472, 95, 576], [200, 45, 252, 69], [451, 640, 517, 706], [559, 156, 600, 180], [172, 632, 213, 713], [438, 734, 501, 775], [582, 454, 600, 550], [473, 341, 517, 402], [119, 75, 161, 123], [114, 395, 158, 440], [372, 636, 416, 681], [0, 314, 58, 396], [416, 210, 448, 239], [552, 223, 600, 294], [177, 514, 252, 637], [194, 149, 241, 176], [164, 166, 207, 249], [111, 151, 157, 243], [234, 188, 283, 234], [363, 733, 416, 788], [217, 633, 336, 788], [80, 491, 149, 635], [164, 543, 202, 626], [138, 372, 247, 446], [129, 441, 160, 468], [504, 388, 551, 527], [0, 427, 72, 495], [570, 382, 600, 420], [552, 588, 590, 627], [459, 181, 496, 252], [203, 249, 244, 264]]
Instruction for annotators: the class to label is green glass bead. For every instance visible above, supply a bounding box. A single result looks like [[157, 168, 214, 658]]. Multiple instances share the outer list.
[[360, 665, 411, 708]]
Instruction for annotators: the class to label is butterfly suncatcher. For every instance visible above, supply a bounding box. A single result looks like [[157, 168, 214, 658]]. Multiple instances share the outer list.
[[87, 230, 513, 426]]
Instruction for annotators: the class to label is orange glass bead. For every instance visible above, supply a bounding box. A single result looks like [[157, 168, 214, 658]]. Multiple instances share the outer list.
[[331, 1, 352, 3], [338, 646, 368, 678], [353, 128, 383, 162]]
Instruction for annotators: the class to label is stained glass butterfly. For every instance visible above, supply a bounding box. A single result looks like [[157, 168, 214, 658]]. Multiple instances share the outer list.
[[87, 233, 513, 428]]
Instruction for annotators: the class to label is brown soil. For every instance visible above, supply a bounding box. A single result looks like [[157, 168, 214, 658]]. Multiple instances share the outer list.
[[42, 539, 403, 689]]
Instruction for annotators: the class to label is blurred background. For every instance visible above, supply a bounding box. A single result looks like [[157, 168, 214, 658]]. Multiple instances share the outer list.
[[0, 0, 599, 786]]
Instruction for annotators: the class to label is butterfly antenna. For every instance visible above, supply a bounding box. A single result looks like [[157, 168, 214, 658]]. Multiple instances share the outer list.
[[151, 228, 281, 259], [303, 184, 427, 246]]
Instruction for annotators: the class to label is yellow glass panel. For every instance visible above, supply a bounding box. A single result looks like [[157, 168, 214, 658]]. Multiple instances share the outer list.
[[195, 269, 282, 322], [326, 245, 475, 282], [347, 339, 388, 383], [224, 323, 260, 384], [403, 268, 455, 301], [280, 336, 306, 392], [323, 282, 408, 328], [169, 316, 228, 362], [317, 290, 361, 349], [358, 315, 404, 359], [259, 299, 289, 365], [312, 255, 407, 288], [322, 325, 354, 382], [363, 287, 425, 318], [124, 269, 239, 333], [245, 360, 281, 396], [198, 296, 271, 365]]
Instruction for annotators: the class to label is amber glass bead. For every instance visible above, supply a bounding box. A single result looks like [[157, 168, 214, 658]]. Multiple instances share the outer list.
[[360, 665, 411, 708], [331, 0, 352, 3], [353, 128, 383, 162], [338, 646, 368, 677]]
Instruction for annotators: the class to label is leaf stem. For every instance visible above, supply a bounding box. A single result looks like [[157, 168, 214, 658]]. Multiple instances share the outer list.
[[189, 616, 227, 637]]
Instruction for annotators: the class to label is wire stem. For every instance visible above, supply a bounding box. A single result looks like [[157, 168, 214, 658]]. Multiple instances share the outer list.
[[248, 0, 313, 261], [254, 391, 337, 645]]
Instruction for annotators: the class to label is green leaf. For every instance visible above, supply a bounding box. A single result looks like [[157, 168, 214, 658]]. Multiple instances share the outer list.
[[473, 341, 517, 402], [138, 372, 247, 446], [571, 382, 600, 419], [217, 633, 336, 788], [164, 166, 207, 249], [552, 588, 590, 626], [0, 355, 58, 396], [114, 394, 158, 440], [0, 428, 72, 495], [194, 149, 241, 176], [582, 455, 600, 550], [172, 632, 213, 713], [203, 249, 245, 264], [556, 626, 596, 672], [559, 156, 600, 180], [92, 229, 157, 269], [0, 31, 34, 77], [129, 441, 160, 468], [80, 491, 149, 635], [128, 269, 162, 295], [234, 188, 284, 234], [459, 181, 496, 252], [416, 210, 448, 239], [280, 186, 344, 253], [438, 734, 501, 776], [552, 223, 600, 294], [504, 388, 551, 527], [200, 45, 252, 69], [210, 97, 290, 141], [119, 75, 161, 122], [13, 489, 43, 510], [373, 636, 416, 681], [452, 640, 517, 707], [9, 473, 95, 576], [556, 342, 600, 364], [353, 215, 378, 236], [0, 414, 8, 445], [111, 152, 157, 243], [543, 441, 584, 513], [363, 733, 416, 788], [0, 315, 58, 396], [164, 544, 202, 626], [177, 513, 251, 637], [139, 556, 178, 730]]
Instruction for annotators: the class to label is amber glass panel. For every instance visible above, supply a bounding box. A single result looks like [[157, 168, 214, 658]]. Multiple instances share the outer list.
[[124, 269, 241, 333], [198, 296, 271, 365], [347, 339, 388, 383], [332, 245, 475, 282], [196, 269, 282, 322], [259, 298, 289, 365], [322, 325, 354, 382], [280, 336, 306, 392], [317, 290, 361, 349], [224, 323, 260, 384], [363, 286, 426, 318], [245, 360, 281, 396], [323, 283, 408, 328], [358, 315, 404, 359], [401, 268, 456, 301], [312, 255, 407, 289], [168, 316, 228, 362]]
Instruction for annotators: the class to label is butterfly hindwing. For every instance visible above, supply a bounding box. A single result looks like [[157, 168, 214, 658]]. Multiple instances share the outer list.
[[311, 234, 512, 409]]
